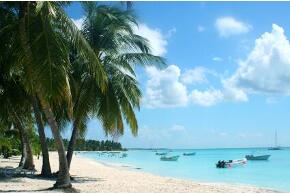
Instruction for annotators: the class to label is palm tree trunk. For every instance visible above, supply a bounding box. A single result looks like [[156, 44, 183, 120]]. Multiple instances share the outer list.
[[32, 95, 52, 177], [18, 126, 26, 168], [66, 122, 79, 169], [12, 111, 35, 170], [38, 96, 71, 188], [18, 2, 70, 188]]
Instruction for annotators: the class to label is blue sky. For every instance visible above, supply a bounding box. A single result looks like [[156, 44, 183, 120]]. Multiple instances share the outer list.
[[50, 1, 290, 149]]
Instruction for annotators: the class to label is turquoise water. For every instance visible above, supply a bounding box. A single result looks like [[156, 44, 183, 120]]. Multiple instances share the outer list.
[[79, 148, 290, 192]]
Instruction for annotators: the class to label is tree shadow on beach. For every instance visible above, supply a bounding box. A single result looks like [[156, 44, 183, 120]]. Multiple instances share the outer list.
[[0, 187, 80, 193], [0, 188, 53, 193], [0, 166, 105, 193]]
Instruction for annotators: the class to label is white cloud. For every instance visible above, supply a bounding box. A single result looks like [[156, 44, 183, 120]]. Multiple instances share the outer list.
[[222, 78, 248, 102], [225, 24, 290, 97], [190, 89, 224, 106], [143, 25, 290, 108], [143, 65, 224, 108], [181, 67, 209, 85], [212, 57, 223, 62], [197, 25, 205, 32], [133, 23, 168, 56], [71, 17, 85, 30], [143, 65, 188, 108], [215, 17, 251, 37]]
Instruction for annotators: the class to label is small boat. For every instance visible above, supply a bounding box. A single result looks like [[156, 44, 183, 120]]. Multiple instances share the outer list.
[[156, 152, 167, 156], [183, 152, 196, 156], [216, 158, 247, 168], [268, 130, 282, 150], [160, 155, 180, 161], [245, 154, 271, 160], [268, 147, 282, 150]]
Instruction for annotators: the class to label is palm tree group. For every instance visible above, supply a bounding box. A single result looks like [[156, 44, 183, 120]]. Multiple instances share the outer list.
[[0, 2, 164, 189]]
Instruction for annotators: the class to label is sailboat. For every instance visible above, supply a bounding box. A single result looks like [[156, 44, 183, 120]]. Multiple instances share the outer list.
[[268, 130, 282, 150]]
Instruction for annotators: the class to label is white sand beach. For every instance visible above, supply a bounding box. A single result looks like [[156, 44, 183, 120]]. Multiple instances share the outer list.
[[0, 152, 278, 193]]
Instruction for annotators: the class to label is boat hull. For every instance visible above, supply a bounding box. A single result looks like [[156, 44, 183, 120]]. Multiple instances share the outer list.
[[268, 147, 282, 150], [156, 152, 167, 156], [160, 155, 179, 161], [183, 152, 196, 156], [245, 155, 271, 160], [216, 158, 247, 168]]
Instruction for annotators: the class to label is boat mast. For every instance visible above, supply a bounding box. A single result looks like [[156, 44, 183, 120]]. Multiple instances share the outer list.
[[275, 130, 277, 147]]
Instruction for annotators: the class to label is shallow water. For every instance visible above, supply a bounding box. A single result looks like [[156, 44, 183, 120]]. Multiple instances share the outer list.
[[79, 148, 290, 192]]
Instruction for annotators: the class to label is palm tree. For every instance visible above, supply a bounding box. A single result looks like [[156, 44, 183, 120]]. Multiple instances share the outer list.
[[0, 2, 107, 188], [65, 3, 165, 168], [0, 8, 35, 169], [0, 75, 35, 170], [0, 6, 51, 173]]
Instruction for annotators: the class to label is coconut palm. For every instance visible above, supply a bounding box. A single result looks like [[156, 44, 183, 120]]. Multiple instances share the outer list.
[[0, 74, 35, 170], [0, 2, 107, 188], [0, 7, 35, 169], [65, 3, 165, 168], [0, 7, 51, 173]]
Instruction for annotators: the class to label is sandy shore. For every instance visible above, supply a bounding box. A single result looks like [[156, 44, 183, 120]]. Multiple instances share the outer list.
[[0, 152, 278, 193]]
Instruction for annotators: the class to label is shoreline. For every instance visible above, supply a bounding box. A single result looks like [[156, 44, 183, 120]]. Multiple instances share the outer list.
[[79, 155, 280, 192], [0, 152, 279, 193]]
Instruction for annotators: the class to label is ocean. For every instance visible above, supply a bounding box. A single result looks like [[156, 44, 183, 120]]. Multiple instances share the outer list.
[[79, 148, 290, 192]]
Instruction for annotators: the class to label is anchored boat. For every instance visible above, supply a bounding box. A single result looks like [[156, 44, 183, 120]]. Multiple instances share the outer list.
[[245, 154, 271, 160], [156, 152, 167, 156], [216, 158, 247, 168], [160, 155, 180, 161], [183, 152, 196, 156], [268, 130, 282, 150]]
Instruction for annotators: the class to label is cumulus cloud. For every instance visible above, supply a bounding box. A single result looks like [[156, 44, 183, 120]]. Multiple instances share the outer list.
[[143, 65, 188, 108], [190, 89, 224, 106], [143, 65, 224, 108], [215, 17, 251, 37], [71, 17, 85, 30], [133, 23, 168, 56], [225, 24, 290, 97], [181, 67, 209, 85], [222, 78, 248, 102]]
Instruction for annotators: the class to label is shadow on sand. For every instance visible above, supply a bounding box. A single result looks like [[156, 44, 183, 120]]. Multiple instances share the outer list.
[[0, 187, 80, 193], [0, 166, 106, 193]]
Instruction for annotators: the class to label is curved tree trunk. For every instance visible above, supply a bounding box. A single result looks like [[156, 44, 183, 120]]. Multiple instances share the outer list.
[[18, 2, 70, 188], [38, 96, 71, 188], [66, 122, 79, 169], [13, 111, 35, 170], [32, 95, 52, 177], [18, 126, 26, 168]]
